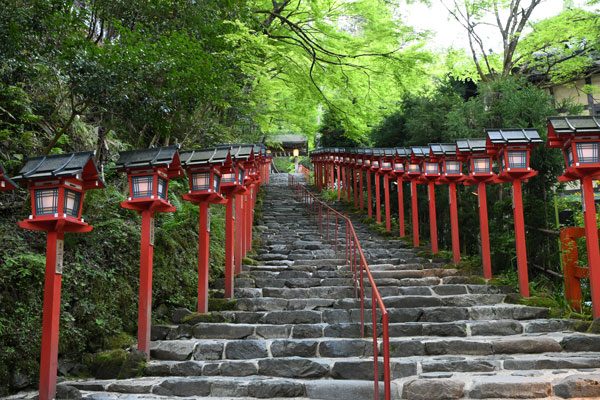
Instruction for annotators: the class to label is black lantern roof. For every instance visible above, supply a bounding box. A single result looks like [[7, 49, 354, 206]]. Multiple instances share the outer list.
[[0, 164, 17, 189], [429, 143, 457, 156], [253, 144, 266, 157], [12, 151, 105, 187], [372, 148, 384, 157], [456, 139, 487, 153], [180, 147, 229, 166], [486, 129, 542, 145], [410, 146, 429, 158], [383, 148, 395, 157], [395, 147, 410, 157], [116, 145, 182, 176], [226, 144, 254, 161], [548, 116, 600, 135]]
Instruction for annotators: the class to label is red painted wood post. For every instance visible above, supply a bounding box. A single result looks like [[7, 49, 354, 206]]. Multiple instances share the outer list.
[[197, 202, 210, 313], [367, 171, 373, 218], [359, 171, 364, 210], [235, 193, 244, 275], [582, 176, 600, 318], [478, 182, 493, 279], [224, 196, 235, 298], [337, 166, 342, 201], [346, 167, 351, 202], [353, 169, 359, 208], [512, 179, 530, 297], [247, 185, 255, 250], [397, 177, 405, 238], [38, 230, 64, 400], [384, 174, 391, 232], [428, 181, 438, 254], [411, 180, 419, 247], [375, 173, 382, 223], [448, 182, 461, 264], [330, 164, 335, 190], [137, 210, 154, 356]]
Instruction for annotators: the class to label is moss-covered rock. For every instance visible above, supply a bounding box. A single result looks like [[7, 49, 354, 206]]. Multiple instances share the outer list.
[[86, 349, 146, 379], [208, 298, 237, 311], [103, 332, 135, 350], [181, 312, 231, 325], [242, 257, 258, 266]]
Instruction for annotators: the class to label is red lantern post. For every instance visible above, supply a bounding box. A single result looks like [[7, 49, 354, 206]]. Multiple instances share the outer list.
[[419, 147, 441, 254], [334, 149, 342, 200], [351, 150, 359, 208], [363, 149, 374, 218], [356, 149, 365, 210], [13, 152, 104, 400], [406, 150, 423, 247], [432, 143, 465, 264], [371, 149, 383, 223], [392, 148, 409, 237], [548, 116, 600, 317], [181, 148, 227, 312], [457, 139, 496, 279], [487, 129, 542, 297], [116, 146, 184, 357], [380, 149, 395, 232]]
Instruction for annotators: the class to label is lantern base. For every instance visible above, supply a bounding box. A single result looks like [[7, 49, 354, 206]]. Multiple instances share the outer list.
[[495, 170, 538, 183], [558, 166, 600, 182], [221, 185, 248, 196], [121, 198, 176, 213], [463, 175, 495, 186], [18, 216, 92, 233], [183, 192, 226, 205]]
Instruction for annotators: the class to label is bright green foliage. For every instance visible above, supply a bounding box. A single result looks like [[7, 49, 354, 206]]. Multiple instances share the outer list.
[[517, 8, 600, 85]]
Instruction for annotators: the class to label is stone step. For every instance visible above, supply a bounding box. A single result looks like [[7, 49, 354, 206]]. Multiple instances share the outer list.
[[233, 284, 511, 297], [62, 376, 383, 399], [232, 294, 508, 311], [148, 334, 600, 363], [393, 369, 600, 399], [153, 319, 589, 341], [197, 305, 549, 325]]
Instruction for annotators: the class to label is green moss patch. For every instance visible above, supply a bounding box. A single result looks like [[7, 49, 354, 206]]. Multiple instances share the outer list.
[[86, 349, 146, 379]]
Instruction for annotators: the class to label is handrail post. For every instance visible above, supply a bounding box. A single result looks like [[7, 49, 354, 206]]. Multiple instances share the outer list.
[[372, 286, 379, 400]]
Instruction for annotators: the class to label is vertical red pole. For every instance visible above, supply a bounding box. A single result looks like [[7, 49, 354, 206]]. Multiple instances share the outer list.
[[384, 174, 391, 232], [478, 182, 493, 279], [348, 168, 352, 201], [337, 166, 342, 200], [38, 230, 63, 400], [137, 210, 154, 356], [397, 177, 405, 237], [375, 174, 381, 223], [512, 179, 530, 297], [449, 182, 461, 264], [367, 171, 373, 218], [235, 193, 243, 275], [411, 181, 419, 247], [353, 169, 359, 207], [359, 171, 364, 210], [428, 181, 438, 254], [224, 196, 235, 299], [582, 176, 600, 318], [330, 164, 334, 190], [249, 186, 256, 250], [198, 202, 210, 313]]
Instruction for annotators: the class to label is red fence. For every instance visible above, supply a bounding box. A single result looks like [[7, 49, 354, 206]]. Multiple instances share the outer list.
[[288, 174, 391, 400]]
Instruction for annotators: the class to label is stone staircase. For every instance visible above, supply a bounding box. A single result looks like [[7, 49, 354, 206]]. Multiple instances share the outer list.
[[35, 174, 600, 399]]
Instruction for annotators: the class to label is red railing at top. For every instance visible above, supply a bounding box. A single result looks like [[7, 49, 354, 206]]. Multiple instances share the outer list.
[[288, 174, 391, 400]]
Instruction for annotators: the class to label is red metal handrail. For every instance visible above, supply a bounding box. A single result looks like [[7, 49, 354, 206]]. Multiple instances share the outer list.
[[288, 174, 391, 400]]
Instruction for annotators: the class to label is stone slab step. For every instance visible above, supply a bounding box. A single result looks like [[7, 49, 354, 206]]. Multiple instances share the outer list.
[[152, 319, 588, 342], [149, 333, 600, 362], [63, 376, 383, 399], [200, 305, 549, 325], [392, 369, 600, 399], [232, 294, 508, 312]]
